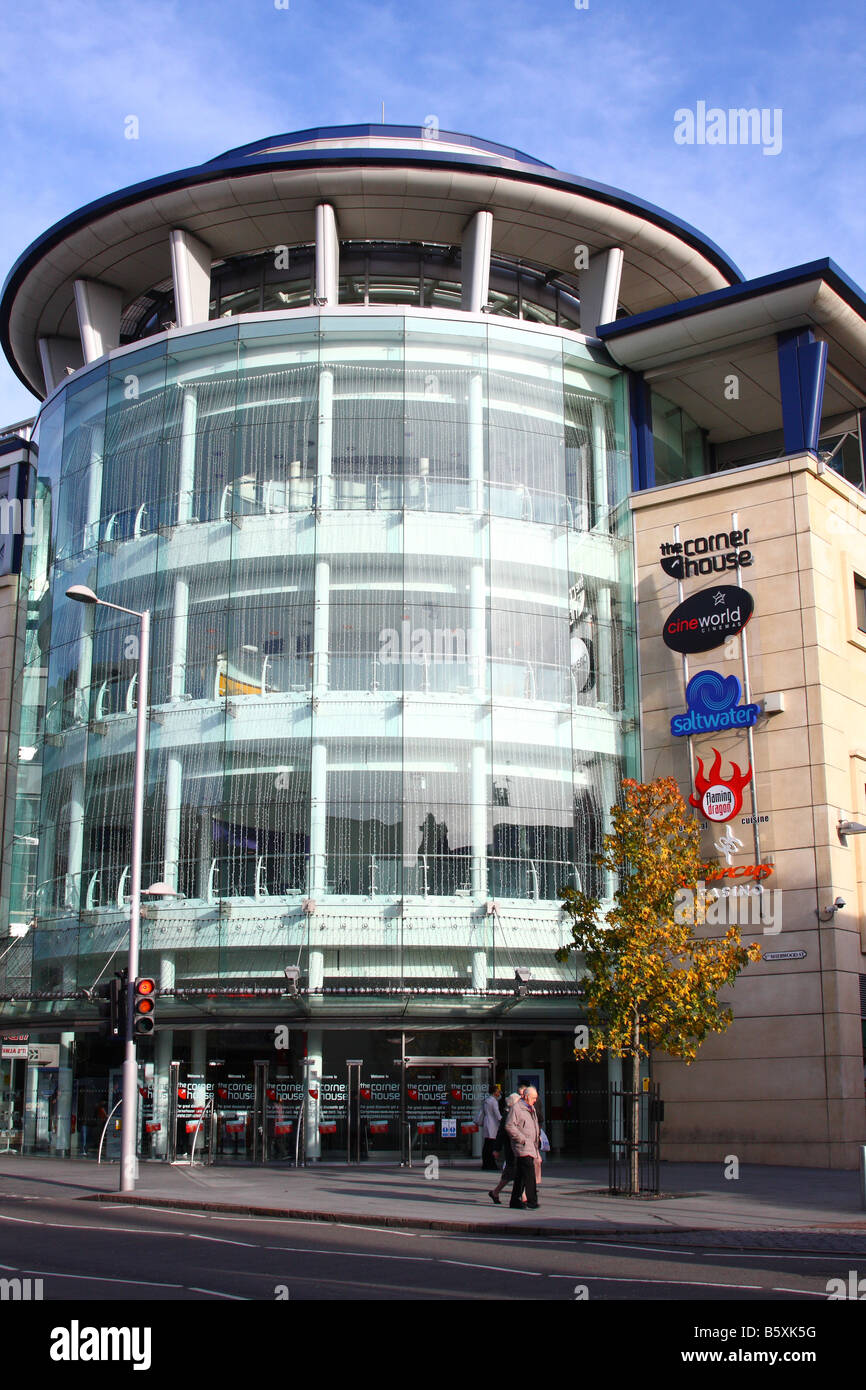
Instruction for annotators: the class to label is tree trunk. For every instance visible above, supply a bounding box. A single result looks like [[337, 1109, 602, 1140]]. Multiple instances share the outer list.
[[630, 1010, 640, 1195]]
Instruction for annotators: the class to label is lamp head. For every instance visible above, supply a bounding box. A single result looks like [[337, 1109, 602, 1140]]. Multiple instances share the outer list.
[[65, 584, 99, 605]]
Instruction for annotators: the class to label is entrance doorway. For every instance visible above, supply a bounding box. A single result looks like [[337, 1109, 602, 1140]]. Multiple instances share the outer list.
[[401, 1056, 493, 1165]]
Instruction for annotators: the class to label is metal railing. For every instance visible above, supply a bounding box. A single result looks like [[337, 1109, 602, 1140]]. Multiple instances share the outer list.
[[608, 1084, 661, 1195], [36, 852, 582, 914], [58, 468, 622, 562]]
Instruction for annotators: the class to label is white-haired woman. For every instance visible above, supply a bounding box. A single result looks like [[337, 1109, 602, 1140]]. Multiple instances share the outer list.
[[488, 1093, 524, 1205]]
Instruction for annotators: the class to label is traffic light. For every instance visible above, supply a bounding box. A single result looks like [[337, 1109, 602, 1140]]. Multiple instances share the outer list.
[[132, 977, 156, 1037], [108, 968, 128, 1041]]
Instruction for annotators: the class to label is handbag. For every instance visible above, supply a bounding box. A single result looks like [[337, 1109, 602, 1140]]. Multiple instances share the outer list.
[[540, 1127, 550, 1153]]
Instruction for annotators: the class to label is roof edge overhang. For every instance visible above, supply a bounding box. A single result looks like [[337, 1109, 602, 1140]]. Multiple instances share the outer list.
[[597, 258, 866, 375], [1, 128, 744, 398]]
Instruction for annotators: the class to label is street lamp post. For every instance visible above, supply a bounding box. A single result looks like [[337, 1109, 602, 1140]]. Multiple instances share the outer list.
[[67, 584, 150, 1192]]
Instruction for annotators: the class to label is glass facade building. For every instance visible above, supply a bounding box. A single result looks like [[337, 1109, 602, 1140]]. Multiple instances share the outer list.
[[19, 311, 636, 980], [0, 123, 753, 1162]]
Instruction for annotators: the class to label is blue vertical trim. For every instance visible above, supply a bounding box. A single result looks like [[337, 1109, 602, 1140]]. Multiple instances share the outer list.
[[777, 328, 828, 454], [628, 371, 654, 490]]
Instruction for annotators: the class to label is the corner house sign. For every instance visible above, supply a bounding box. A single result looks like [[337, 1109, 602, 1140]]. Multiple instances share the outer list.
[[671, 670, 760, 737], [660, 528, 753, 580], [662, 585, 754, 654]]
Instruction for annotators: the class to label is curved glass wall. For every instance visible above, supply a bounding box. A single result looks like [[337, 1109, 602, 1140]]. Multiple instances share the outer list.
[[12, 313, 638, 993], [121, 245, 584, 343]]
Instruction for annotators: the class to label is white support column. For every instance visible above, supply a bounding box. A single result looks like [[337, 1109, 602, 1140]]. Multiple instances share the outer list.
[[600, 747, 618, 903], [65, 773, 85, 909], [469, 560, 486, 696], [461, 210, 494, 313], [152, 952, 175, 1159], [578, 247, 624, 336], [83, 419, 105, 551], [471, 741, 487, 899], [304, 1029, 323, 1161], [54, 1030, 75, 1157], [590, 399, 608, 529], [597, 585, 613, 709], [309, 741, 327, 896], [197, 813, 211, 900], [178, 389, 197, 525], [317, 368, 334, 510], [308, 950, 324, 991], [468, 370, 485, 513], [471, 949, 487, 991], [73, 280, 123, 363], [40, 822, 57, 915], [314, 204, 340, 306], [313, 559, 330, 697], [38, 337, 83, 393], [153, 1028, 173, 1160], [164, 756, 182, 891], [74, 602, 94, 725], [170, 576, 189, 700], [169, 229, 212, 327]]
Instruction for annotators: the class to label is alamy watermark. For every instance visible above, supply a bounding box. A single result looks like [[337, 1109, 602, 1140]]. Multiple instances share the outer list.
[[1, 1276, 43, 1300], [674, 103, 782, 156], [379, 621, 470, 666], [674, 881, 781, 933], [0, 497, 46, 544]]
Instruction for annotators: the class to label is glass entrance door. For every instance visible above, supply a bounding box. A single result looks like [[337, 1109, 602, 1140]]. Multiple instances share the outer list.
[[166, 1060, 211, 1163], [402, 1056, 492, 1164]]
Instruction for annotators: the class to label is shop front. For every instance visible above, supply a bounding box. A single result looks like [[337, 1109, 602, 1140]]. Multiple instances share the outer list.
[[2, 1022, 611, 1165]]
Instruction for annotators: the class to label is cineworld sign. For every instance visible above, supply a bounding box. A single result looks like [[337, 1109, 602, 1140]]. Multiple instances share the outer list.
[[671, 670, 760, 736], [662, 585, 754, 655]]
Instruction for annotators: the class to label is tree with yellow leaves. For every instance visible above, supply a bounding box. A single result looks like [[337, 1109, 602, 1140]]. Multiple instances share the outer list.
[[557, 775, 761, 1194]]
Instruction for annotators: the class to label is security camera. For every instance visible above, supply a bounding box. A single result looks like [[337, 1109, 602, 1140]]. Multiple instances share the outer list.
[[834, 896, 846, 911]]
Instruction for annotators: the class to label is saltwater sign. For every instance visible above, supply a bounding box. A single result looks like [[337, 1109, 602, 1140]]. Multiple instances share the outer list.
[[662, 586, 754, 654], [671, 670, 760, 737]]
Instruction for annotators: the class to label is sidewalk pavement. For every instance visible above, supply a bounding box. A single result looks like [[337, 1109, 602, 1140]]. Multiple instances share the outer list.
[[2, 1154, 866, 1248]]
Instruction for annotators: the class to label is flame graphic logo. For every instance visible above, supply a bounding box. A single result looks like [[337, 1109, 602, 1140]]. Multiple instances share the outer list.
[[689, 748, 753, 822]]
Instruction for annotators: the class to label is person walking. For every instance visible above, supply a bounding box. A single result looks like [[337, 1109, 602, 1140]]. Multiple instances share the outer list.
[[505, 1084, 540, 1210], [534, 1096, 546, 1189], [488, 1093, 522, 1204], [477, 1083, 502, 1171]]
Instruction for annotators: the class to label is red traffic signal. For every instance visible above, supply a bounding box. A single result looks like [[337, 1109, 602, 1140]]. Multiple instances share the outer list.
[[133, 977, 157, 1036]]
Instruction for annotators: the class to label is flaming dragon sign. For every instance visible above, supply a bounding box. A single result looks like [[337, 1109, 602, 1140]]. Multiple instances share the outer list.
[[689, 748, 753, 822]]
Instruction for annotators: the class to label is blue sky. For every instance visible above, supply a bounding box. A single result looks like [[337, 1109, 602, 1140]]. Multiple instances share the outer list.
[[1, 0, 864, 423]]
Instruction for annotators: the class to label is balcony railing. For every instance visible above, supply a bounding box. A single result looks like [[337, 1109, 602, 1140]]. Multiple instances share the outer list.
[[35, 853, 583, 913]]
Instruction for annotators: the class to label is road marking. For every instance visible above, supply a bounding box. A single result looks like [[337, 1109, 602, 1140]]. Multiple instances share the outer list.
[[182, 1234, 259, 1248], [547, 1274, 763, 1289], [584, 1241, 866, 1265], [770, 1287, 828, 1297], [440, 1259, 543, 1276], [23, 1269, 184, 1289], [583, 1242, 687, 1255], [187, 1286, 248, 1300], [261, 1245, 431, 1262], [335, 1223, 419, 1236]]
